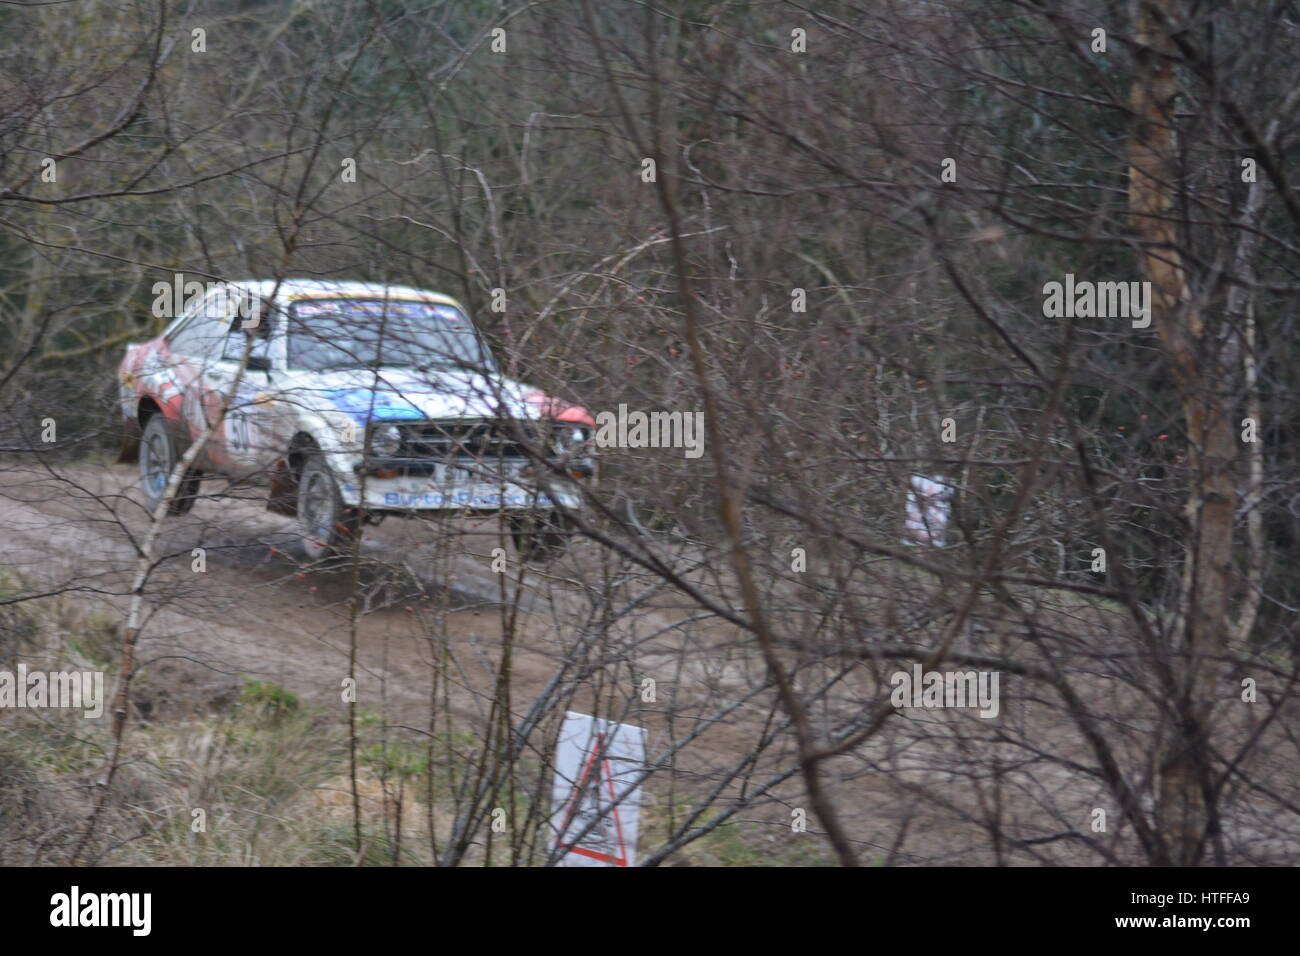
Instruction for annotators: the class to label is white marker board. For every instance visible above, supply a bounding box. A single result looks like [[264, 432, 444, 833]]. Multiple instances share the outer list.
[[550, 712, 647, 867]]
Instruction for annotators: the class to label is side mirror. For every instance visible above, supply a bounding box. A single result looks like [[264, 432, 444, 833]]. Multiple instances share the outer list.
[[247, 355, 272, 372]]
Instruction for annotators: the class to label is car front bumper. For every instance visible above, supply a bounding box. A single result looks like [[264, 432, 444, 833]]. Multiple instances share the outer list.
[[339, 475, 582, 512]]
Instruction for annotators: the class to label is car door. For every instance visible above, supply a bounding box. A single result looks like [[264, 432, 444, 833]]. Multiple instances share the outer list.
[[164, 288, 229, 449], [202, 288, 281, 476], [148, 294, 210, 423]]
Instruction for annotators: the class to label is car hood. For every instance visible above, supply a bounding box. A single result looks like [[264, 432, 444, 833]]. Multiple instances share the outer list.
[[275, 367, 590, 425]]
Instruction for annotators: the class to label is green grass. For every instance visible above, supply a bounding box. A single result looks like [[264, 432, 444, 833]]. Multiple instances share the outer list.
[[0, 564, 856, 867]]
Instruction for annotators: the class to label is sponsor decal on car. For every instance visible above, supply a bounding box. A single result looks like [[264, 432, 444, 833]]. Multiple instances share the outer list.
[[324, 387, 426, 424]]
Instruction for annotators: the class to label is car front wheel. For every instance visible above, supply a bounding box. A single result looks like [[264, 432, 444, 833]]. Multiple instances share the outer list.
[[296, 454, 360, 561], [508, 511, 573, 563]]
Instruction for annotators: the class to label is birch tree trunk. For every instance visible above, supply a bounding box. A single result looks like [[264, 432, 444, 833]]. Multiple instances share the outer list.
[[1128, 0, 1237, 865]]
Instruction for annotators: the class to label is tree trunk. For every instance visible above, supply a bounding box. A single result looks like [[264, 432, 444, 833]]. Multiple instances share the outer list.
[[1128, 0, 1237, 866]]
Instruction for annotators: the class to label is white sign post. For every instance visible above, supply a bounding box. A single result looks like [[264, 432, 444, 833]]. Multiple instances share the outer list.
[[904, 474, 953, 547], [550, 711, 647, 867]]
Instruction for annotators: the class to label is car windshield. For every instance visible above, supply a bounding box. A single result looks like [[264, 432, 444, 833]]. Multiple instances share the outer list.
[[285, 297, 494, 373]]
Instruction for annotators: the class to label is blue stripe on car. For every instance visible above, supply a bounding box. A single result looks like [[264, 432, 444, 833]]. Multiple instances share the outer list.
[[323, 388, 426, 424]]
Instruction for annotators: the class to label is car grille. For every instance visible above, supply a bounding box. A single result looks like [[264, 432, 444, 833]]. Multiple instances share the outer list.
[[360, 418, 550, 480], [387, 419, 541, 460]]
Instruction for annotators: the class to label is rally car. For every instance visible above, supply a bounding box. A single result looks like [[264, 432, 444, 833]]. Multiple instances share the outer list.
[[116, 279, 595, 561]]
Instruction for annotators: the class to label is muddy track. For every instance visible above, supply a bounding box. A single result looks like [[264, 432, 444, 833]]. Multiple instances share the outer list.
[[1, 461, 988, 863], [0, 462, 765, 751], [0, 462, 583, 721]]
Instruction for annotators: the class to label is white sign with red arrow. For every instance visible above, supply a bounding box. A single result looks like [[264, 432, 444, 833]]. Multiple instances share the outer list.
[[550, 712, 647, 867]]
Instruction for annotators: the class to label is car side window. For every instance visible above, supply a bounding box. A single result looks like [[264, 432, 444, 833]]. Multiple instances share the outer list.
[[220, 296, 274, 363], [167, 308, 218, 359], [171, 288, 245, 362]]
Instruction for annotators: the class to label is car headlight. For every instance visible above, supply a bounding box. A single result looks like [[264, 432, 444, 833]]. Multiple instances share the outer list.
[[550, 424, 594, 478], [551, 424, 588, 456], [369, 423, 402, 456]]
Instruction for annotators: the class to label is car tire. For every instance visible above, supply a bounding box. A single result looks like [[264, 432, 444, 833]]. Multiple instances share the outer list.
[[508, 511, 572, 563], [139, 413, 200, 516], [296, 453, 360, 561]]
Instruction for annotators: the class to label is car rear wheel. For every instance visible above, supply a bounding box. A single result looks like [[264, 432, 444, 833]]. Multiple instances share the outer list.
[[139, 413, 200, 516], [296, 454, 360, 561]]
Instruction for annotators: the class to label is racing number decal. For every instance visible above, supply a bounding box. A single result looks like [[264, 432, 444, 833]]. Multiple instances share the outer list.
[[226, 407, 259, 455]]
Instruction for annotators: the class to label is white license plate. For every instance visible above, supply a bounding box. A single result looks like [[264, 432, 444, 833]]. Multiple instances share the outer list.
[[436, 458, 526, 482], [375, 487, 573, 510]]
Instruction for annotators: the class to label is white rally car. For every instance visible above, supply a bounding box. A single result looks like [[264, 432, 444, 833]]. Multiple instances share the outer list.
[[117, 279, 595, 560]]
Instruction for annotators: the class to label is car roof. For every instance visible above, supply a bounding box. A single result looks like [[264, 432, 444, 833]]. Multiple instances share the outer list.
[[225, 279, 464, 308]]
